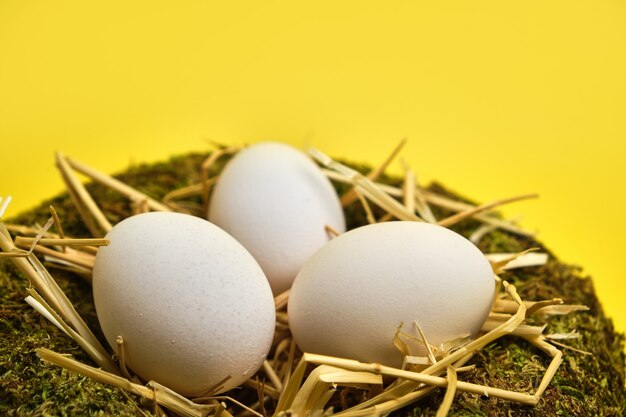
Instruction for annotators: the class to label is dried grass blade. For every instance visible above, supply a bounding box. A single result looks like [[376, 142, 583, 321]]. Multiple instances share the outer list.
[[310, 390, 336, 417], [438, 336, 473, 357], [356, 181, 422, 222], [534, 305, 590, 316], [317, 369, 382, 385], [65, 155, 172, 212], [4, 223, 59, 238], [209, 396, 264, 417], [336, 353, 476, 417], [48, 205, 67, 252], [64, 180, 103, 236], [49, 205, 65, 238], [402, 163, 416, 215], [481, 320, 546, 336], [3, 229, 116, 371], [414, 322, 437, 365], [0, 229, 74, 330], [455, 365, 476, 373], [41, 261, 92, 281], [37, 348, 153, 399], [340, 138, 406, 207], [384, 181, 532, 236], [15, 237, 109, 247], [148, 381, 220, 417], [438, 193, 538, 228], [417, 189, 527, 230], [392, 324, 412, 359], [311, 149, 422, 222], [281, 338, 297, 390], [305, 348, 537, 408], [24, 295, 70, 336], [29, 245, 95, 269], [546, 339, 592, 356], [525, 299, 563, 317], [435, 366, 457, 417], [0, 196, 12, 220], [27, 288, 117, 372], [489, 252, 549, 272], [469, 223, 498, 244], [325, 224, 341, 238], [258, 383, 270, 417], [354, 188, 376, 224], [487, 249, 545, 274], [322, 171, 533, 236], [25, 218, 55, 255], [289, 365, 383, 417], [403, 356, 431, 367], [522, 336, 563, 401], [56, 152, 113, 234], [274, 289, 290, 311], [493, 299, 588, 316], [0, 251, 29, 258], [275, 312, 288, 325], [394, 185, 532, 236], [420, 282, 525, 375], [341, 281, 526, 411], [262, 360, 284, 392], [244, 379, 280, 400], [400, 162, 437, 224], [413, 174, 437, 224], [288, 365, 333, 416], [116, 336, 134, 380], [163, 182, 206, 204], [273, 356, 308, 415], [545, 331, 581, 340], [335, 386, 437, 417], [131, 197, 150, 215]]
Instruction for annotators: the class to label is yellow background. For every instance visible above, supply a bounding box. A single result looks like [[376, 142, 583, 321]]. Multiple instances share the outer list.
[[1, 2, 625, 335]]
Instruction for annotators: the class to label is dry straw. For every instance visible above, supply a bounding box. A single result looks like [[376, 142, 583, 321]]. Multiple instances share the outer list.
[[0, 143, 588, 416]]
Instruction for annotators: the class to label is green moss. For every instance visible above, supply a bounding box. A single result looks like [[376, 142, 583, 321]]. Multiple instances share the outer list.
[[1, 152, 624, 416]]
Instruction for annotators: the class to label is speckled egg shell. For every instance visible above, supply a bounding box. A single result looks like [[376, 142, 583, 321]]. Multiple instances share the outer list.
[[208, 142, 346, 295], [288, 221, 495, 367], [93, 212, 276, 396]]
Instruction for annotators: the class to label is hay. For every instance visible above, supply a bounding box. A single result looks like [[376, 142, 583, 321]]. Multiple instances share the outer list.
[[0, 149, 624, 416]]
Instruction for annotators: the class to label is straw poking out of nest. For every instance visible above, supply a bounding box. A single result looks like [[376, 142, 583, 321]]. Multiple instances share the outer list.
[[0, 142, 607, 416]]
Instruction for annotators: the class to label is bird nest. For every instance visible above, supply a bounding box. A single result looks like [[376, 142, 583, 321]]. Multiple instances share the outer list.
[[0, 143, 624, 416]]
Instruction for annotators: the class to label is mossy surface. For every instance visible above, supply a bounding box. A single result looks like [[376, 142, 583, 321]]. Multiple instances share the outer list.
[[1, 152, 624, 416]]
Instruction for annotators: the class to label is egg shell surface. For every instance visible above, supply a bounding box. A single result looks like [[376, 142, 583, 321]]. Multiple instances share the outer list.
[[93, 212, 276, 396], [208, 142, 346, 295], [288, 221, 495, 367]]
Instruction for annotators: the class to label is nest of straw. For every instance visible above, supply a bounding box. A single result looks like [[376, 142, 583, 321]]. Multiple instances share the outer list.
[[0, 145, 624, 416]]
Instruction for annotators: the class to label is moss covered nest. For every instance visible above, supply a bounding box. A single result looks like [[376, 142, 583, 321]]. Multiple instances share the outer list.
[[0, 151, 624, 416]]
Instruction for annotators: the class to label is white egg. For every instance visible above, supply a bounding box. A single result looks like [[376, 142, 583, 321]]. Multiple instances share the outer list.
[[93, 212, 275, 396], [208, 142, 346, 295], [288, 221, 495, 367]]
